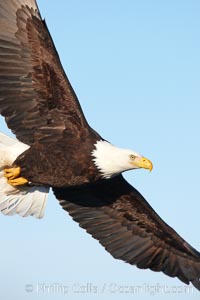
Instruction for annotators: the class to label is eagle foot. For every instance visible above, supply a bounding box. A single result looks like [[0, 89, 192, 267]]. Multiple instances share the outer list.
[[4, 167, 28, 186]]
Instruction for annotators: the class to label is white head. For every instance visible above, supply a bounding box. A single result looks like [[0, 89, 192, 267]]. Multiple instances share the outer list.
[[92, 140, 153, 179]]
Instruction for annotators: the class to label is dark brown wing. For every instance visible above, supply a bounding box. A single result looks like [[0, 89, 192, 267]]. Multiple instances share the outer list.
[[0, 0, 90, 145], [54, 175, 200, 290]]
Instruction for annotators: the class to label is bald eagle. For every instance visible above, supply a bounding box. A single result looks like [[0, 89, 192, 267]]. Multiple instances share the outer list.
[[0, 0, 200, 291]]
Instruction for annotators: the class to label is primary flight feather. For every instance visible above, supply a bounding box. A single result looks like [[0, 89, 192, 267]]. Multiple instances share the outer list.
[[0, 0, 200, 290]]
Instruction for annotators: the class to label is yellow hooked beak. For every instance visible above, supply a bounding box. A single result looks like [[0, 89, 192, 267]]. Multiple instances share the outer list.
[[132, 156, 153, 172]]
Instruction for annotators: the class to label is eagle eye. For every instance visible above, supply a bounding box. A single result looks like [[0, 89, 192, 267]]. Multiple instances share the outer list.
[[130, 154, 136, 160]]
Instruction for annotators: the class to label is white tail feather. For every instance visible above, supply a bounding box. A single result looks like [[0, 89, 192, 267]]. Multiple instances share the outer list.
[[0, 132, 49, 218]]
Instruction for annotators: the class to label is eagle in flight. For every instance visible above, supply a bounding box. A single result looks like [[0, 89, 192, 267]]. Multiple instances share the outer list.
[[0, 0, 200, 291]]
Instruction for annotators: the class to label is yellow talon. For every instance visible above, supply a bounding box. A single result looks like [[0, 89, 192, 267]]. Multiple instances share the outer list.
[[7, 177, 28, 186], [4, 167, 28, 186], [4, 167, 21, 179]]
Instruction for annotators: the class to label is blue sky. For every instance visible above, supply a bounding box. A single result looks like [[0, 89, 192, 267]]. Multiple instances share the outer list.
[[0, 0, 200, 299]]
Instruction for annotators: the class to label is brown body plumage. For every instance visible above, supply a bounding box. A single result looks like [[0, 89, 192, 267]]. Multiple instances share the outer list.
[[0, 0, 200, 291], [16, 132, 101, 187]]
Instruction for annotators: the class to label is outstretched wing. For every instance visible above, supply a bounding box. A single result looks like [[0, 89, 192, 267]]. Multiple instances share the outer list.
[[54, 175, 200, 290], [0, 0, 89, 145]]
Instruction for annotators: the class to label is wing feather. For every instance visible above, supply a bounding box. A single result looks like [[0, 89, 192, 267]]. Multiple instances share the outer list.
[[0, 0, 89, 145], [54, 175, 200, 290]]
